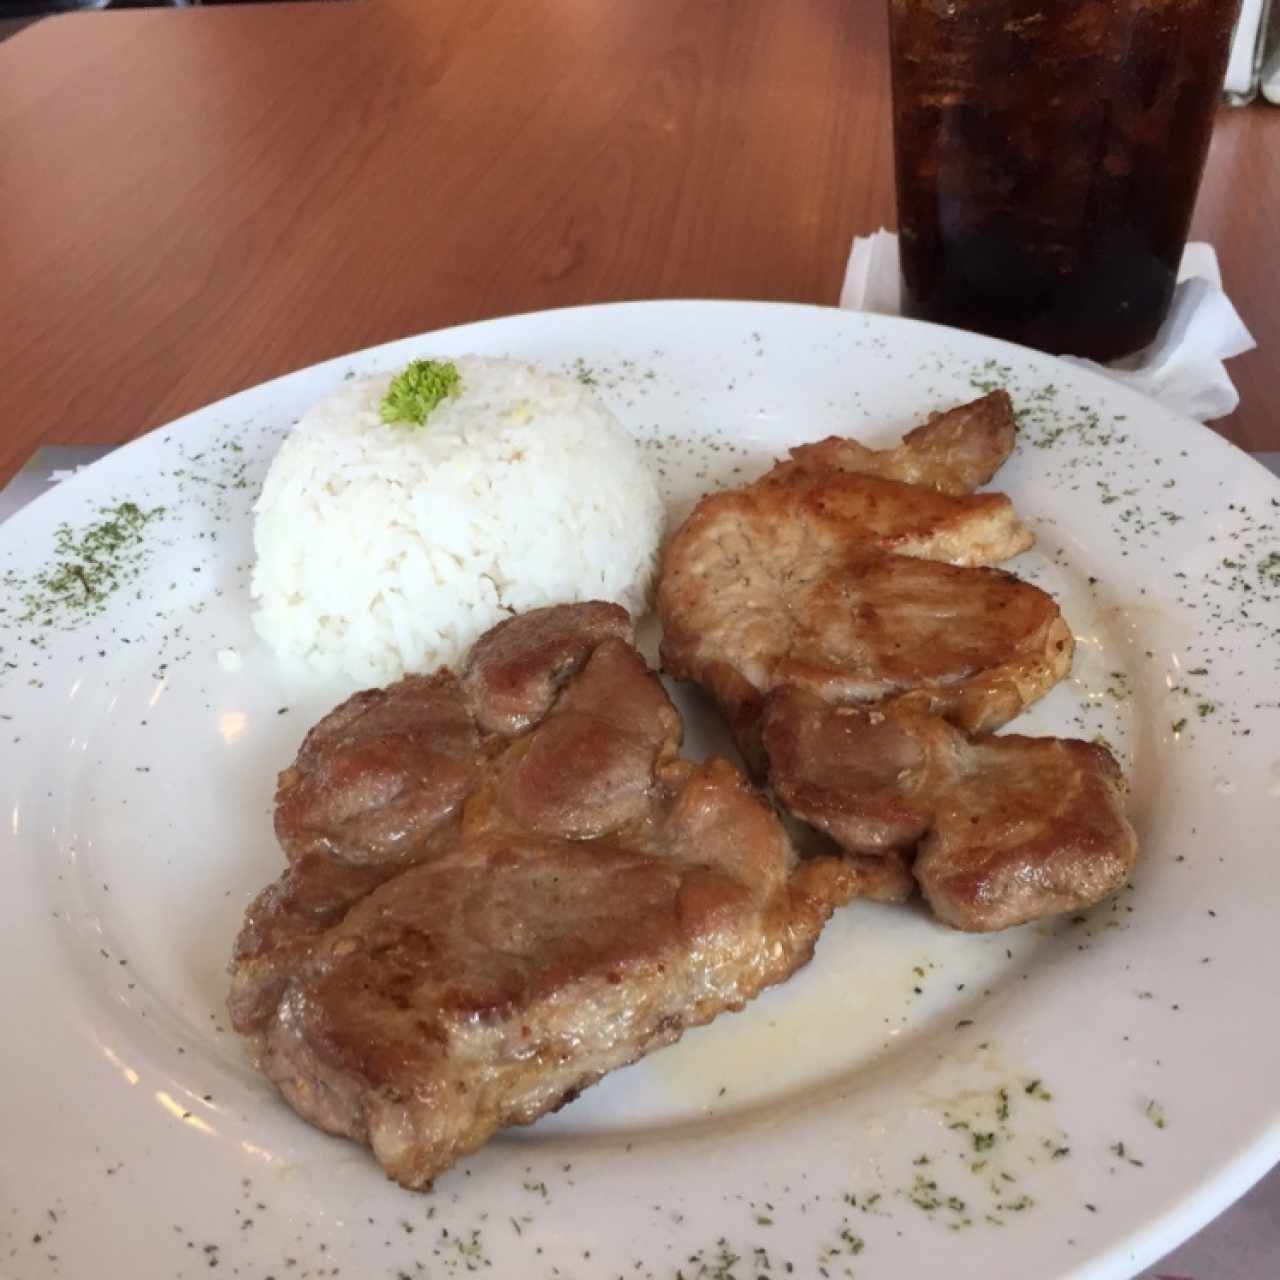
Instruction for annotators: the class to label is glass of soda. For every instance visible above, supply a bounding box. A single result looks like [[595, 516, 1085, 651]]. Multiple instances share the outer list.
[[889, 0, 1240, 361]]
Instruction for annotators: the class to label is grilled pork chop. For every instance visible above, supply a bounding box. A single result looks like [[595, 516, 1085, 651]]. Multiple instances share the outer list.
[[273, 672, 482, 867], [658, 391, 1136, 929], [769, 389, 1018, 495], [231, 603, 854, 1189], [658, 393, 1068, 766], [762, 688, 1138, 931]]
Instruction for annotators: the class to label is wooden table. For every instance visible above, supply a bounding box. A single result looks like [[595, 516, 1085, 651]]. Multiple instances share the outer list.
[[0, 0, 1276, 488]]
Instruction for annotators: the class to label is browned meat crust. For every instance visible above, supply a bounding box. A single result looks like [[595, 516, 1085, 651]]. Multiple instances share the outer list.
[[658, 397, 1061, 770], [915, 734, 1137, 933], [274, 673, 482, 868], [231, 604, 855, 1189], [762, 687, 1138, 932], [462, 600, 633, 735], [771, 389, 1018, 495], [658, 392, 1137, 930]]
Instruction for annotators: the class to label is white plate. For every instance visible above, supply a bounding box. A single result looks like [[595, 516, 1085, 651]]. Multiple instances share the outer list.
[[3, 302, 1279, 1280]]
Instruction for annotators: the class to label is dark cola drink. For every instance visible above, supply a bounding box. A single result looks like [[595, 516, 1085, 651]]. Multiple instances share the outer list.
[[890, 0, 1239, 360]]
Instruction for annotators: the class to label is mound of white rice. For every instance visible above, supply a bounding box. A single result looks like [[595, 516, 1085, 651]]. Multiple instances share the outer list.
[[250, 356, 664, 685]]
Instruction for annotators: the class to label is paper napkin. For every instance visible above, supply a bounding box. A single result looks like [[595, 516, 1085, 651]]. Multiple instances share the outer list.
[[840, 231, 1256, 421]]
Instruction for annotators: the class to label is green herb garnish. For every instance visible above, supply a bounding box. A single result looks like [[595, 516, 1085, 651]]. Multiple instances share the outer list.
[[16, 501, 165, 626], [380, 359, 461, 425]]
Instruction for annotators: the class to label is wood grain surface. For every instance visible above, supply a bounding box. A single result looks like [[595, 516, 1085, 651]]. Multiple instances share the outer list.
[[0, 0, 1275, 484]]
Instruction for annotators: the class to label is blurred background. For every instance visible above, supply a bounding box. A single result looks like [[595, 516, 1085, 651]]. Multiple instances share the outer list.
[[2, 0, 1273, 97], [0, 1, 336, 44]]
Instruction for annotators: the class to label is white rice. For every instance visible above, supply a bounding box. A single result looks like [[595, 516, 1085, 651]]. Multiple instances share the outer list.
[[250, 356, 664, 685]]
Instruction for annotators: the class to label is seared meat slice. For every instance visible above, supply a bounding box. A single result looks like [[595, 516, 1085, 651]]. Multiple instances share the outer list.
[[661, 541, 1070, 768], [463, 600, 632, 735], [658, 393, 1070, 778], [775, 390, 1016, 494], [274, 603, 638, 867], [232, 604, 855, 1188], [656, 391, 1137, 933], [229, 854, 400, 1031], [491, 637, 682, 839], [658, 395, 1050, 769], [274, 672, 483, 867], [682, 468, 1034, 569], [762, 689, 955, 855], [767, 553, 1071, 732], [916, 735, 1137, 932], [242, 759, 850, 1190], [761, 688, 1138, 931]]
